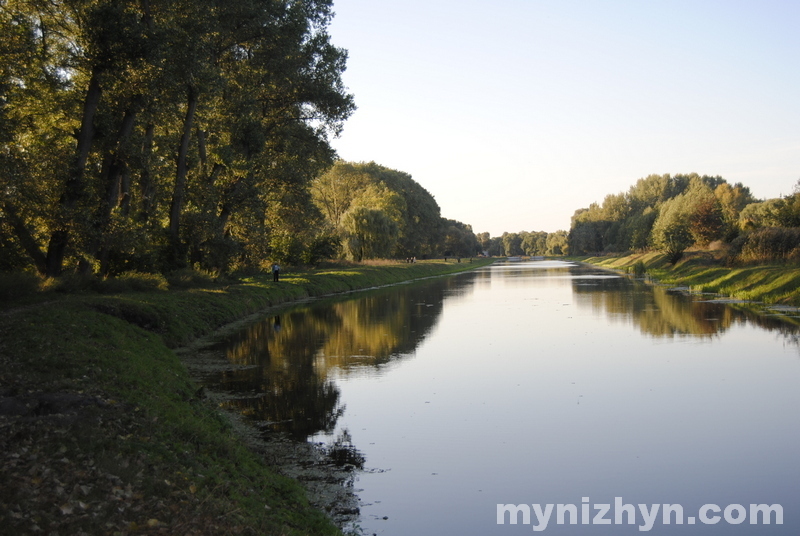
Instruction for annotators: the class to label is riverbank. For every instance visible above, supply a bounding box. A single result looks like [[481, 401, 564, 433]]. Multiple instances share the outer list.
[[576, 251, 800, 306], [0, 259, 493, 535]]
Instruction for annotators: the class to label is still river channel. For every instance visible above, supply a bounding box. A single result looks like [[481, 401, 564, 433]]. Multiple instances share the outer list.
[[198, 260, 800, 535]]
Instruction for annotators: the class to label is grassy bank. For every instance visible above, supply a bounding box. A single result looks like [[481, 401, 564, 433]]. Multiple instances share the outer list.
[[0, 259, 492, 535], [577, 251, 800, 305]]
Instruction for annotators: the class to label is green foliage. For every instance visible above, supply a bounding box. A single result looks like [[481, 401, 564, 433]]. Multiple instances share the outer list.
[[739, 199, 783, 229], [476, 232, 491, 253], [443, 219, 480, 257], [165, 268, 219, 289], [269, 230, 306, 265], [0, 0, 355, 276], [569, 173, 757, 256], [341, 207, 399, 261], [312, 161, 458, 259], [521, 231, 548, 256], [715, 182, 756, 239], [501, 232, 523, 256], [651, 194, 693, 263], [584, 251, 800, 305], [682, 178, 725, 246], [569, 206, 605, 255], [301, 233, 341, 265], [730, 228, 800, 264], [621, 207, 658, 251], [474, 230, 567, 257], [545, 230, 569, 255], [487, 236, 505, 256], [105, 271, 169, 293], [42, 271, 170, 294], [772, 189, 800, 228]]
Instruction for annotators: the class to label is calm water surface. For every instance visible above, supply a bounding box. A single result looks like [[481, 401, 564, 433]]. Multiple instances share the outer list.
[[206, 261, 800, 535]]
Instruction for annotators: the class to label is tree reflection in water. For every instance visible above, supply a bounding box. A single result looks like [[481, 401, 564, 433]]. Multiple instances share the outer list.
[[204, 275, 471, 439], [569, 264, 800, 340], [206, 263, 800, 444]]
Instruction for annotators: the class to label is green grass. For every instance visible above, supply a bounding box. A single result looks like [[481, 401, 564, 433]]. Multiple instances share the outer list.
[[0, 258, 493, 535], [575, 252, 800, 305]]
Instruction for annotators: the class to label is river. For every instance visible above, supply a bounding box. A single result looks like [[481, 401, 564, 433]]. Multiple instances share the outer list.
[[194, 260, 800, 535]]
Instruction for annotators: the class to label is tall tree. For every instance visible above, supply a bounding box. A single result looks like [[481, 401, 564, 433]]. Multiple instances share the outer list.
[[0, 0, 355, 275], [312, 161, 444, 259]]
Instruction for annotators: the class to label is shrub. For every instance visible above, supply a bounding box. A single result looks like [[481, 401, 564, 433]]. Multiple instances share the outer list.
[[733, 227, 800, 263], [103, 271, 169, 293], [165, 268, 217, 289]]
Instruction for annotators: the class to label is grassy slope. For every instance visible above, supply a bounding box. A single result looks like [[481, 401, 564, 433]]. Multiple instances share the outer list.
[[0, 259, 492, 535], [577, 251, 800, 305]]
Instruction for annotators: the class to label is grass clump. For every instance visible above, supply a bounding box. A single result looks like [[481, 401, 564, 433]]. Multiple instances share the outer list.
[[165, 267, 222, 289], [578, 251, 800, 305]]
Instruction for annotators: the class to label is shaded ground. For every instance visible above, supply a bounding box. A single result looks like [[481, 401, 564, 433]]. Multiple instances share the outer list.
[[0, 386, 236, 535]]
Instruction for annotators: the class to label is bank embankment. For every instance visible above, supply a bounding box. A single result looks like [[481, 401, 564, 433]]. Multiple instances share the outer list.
[[577, 251, 800, 306], [0, 259, 492, 535]]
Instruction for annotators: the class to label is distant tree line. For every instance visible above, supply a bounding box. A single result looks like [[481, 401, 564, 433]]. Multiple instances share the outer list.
[[311, 161, 480, 261], [476, 230, 569, 257], [0, 0, 355, 275], [569, 172, 800, 263]]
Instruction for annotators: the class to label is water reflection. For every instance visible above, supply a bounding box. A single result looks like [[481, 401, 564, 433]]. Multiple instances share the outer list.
[[207, 262, 800, 441], [567, 263, 800, 339], [200, 260, 800, 535], [206, 275, 472, 438]]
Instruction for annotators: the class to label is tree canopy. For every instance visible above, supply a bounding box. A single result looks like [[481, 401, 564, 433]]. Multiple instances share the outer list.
[[568, 173, 759, 261], [311, 161, 477, 260], [1, 0, 355, 275]]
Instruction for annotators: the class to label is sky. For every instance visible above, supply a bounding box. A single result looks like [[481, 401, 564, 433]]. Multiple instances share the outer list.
[[326, 0, 800, 235]]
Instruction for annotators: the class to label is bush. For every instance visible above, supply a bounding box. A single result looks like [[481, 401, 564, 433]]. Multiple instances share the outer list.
[[103, 271, 169, 292], [732, 227, 800, 263], [44, 273, 102, 293], [165, 268, 218, 289], [44, 271, 169, 294]]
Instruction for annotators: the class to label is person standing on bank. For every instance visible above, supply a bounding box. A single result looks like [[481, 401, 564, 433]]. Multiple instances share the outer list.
[[271, 262, 280, 282]]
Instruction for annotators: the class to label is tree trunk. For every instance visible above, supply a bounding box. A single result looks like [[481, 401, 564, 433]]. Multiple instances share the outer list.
[[101, 102, 139, 217], [45, 68, 103, 276], [120, 168, 132, 216], [214, 167, 237, 236], [168, 88, 198, 245], [2, 202, 47, 275], [138, 123, 155, 221], [197, 128, 208, 170], [97, 101, 140, 275]]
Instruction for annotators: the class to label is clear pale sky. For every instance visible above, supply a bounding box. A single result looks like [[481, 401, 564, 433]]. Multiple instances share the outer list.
[[327, 0, 800, 235]]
